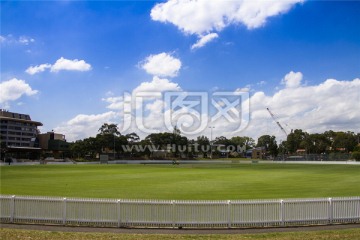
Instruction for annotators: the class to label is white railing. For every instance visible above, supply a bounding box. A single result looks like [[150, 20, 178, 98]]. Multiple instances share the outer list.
[[1, 195, 359, 228]]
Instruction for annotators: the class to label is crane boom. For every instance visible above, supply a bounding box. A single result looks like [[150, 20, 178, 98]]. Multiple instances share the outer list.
[[266, 107, 288, 137]]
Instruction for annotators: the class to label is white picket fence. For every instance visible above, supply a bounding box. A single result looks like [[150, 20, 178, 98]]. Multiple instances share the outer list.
[[1, 195, 359, 228]]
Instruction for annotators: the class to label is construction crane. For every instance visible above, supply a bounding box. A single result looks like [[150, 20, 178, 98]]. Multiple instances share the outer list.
[[266, 107, 288, 137]]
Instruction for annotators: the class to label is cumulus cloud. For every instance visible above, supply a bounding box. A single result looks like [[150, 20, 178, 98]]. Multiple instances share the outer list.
[[239, 76, 360, 141], [134, 76, 181, 93], [25, 57, 92, 75], [56, 71, 360, 142], [102, 96, 126, 110], [102, 76, 181, 131], [25, 63, 51, 75], [282, 71, 303, 88], [140, 52, 182, 77], [191, 33, 219, 50], [151, 0, 303, 48], [0, 78, 38, 106], [54, 111, 118, 141], [50, 57, 92, 72]]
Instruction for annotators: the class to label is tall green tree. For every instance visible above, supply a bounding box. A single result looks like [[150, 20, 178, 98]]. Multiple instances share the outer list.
[[196, 135, 210, 157], [97, 123, 122, 157], [333, 131, 357, 152], [256, 135, 278, 157], [98, 123, 120, 136], [214, 136, 232, 146], [286, 129, 308, 154], [230, 136, 255, 150]]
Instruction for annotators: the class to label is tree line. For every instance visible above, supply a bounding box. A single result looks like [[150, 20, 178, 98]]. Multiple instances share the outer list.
[[68, 123, 360, 160]]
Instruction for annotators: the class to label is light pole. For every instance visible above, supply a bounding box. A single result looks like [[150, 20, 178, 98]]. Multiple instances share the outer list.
[[209, 126, 215, 159]]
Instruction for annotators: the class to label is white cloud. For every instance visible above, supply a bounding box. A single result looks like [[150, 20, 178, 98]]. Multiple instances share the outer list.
[[239, 77, 360, 141], [132, 75, 360, 141], [134, 76, 181, 93], [25, 63, 51, 75], [257, 81, 266, 86], [191, 33, 219, 50], [282, 71, 303, 88], [56, 71, 360, 143], [102, 96, 125, 110], [54, 111, 118, 141], [25, 57, 92, 75], [50, 57, 92, 72], [103, 76, 181, 114], [18, 36, 35, 45], [151, 0, 303, 48], [140, 52, 182, 77], [0, 78, 38, 106], [0, 35, 35, 45]]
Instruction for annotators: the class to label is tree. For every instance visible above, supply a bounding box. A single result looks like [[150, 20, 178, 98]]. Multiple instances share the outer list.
[[230, 136, 255, 150], [333, 131, 357, 152], [125, 132, 140, 143], [129, 138, 152, 158], [0, 141, 7, 161], [301, 133, 330, 154], [286, 129, 308, 154], [278, 141, 287, 155], [70, 137, 102, 159], [97, 123, 121, 158], [171, 127, 188, 157], [214, 136, 232, 147], [123, 132, 140, 157], [146, 132, 172, 149], [352, 151, 360, 161], [256, 135, 278, 157], [196, 135, 210, 157], [98, 123, 120, 136]]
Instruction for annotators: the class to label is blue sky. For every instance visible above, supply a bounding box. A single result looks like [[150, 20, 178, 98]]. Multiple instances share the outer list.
[[1, 0, 360, 141]]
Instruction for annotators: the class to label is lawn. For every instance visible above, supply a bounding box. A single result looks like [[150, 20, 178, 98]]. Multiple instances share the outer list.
[[1, 163, 359, 200], [1, 228, 360, 240]]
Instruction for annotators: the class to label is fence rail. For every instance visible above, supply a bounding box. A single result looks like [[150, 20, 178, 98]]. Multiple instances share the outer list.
[[1, 195, 359, 228]]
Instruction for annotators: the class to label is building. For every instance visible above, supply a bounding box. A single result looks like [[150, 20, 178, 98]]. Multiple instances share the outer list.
[[245, 147, 266, 159], [38, 132, 70, 158], [0, 109, 43, 160]]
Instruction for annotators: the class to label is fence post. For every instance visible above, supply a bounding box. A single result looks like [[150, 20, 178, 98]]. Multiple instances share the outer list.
[[10, 195, 15, 223], [172, 200, 176, 228], [280, 199, 284, 226], [117, 200, 121, 228], [328, 198, 333, 224], [227, 200, 232, 228], [62, 198, 67, 225]]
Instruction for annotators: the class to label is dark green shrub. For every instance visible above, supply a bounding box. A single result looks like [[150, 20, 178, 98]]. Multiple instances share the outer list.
[[351, 151, 360, 161]]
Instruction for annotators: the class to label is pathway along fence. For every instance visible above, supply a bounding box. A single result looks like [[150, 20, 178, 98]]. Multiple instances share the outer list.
[[1, 195, 359, 228]]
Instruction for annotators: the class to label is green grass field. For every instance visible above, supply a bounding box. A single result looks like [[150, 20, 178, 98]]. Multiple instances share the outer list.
[[1, 163, 359, 200], [2, 228, 360, 240]]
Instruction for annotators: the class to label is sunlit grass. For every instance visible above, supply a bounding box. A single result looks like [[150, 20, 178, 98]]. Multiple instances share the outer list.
[[1, 163, 359, 200]]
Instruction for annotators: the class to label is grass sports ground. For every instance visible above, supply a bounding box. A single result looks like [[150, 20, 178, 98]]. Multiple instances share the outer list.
[[1, 163, 360, 239], [1, 163, 359, 200], [1, 227, 360, 240]]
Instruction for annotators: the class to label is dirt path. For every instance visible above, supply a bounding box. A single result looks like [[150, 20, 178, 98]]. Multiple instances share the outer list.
[[1, 223, 359, 235]]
